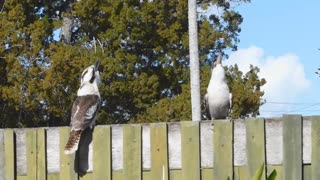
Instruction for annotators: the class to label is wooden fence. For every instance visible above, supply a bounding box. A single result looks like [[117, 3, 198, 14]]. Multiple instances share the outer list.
[[0, 114, 319, 180]]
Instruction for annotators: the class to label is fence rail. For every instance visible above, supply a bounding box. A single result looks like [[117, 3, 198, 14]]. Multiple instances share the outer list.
[[0, 114, 319, 180]]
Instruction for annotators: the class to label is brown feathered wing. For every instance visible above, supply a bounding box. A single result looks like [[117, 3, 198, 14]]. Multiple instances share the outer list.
[[64, 95, 100, 154]]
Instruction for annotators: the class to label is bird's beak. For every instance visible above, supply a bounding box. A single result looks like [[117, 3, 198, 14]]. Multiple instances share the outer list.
[[216, 53, 222, 65], [94, 60, 100, 71]]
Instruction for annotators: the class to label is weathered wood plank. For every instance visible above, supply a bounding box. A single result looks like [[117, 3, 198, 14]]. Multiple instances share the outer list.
[[47, 127, 60, 173], [111, 125, 123, 171], [111, 124, 151, 171], [200, 121, 213, 168], [16, 129, 27, 175], [282, 115, 302, 180], [143, 170, 151, 180], [169, 169, 181, 180], [150, 123, 168, 180], [234, 120, 247, 167], [304, 165, 311, 180], [47, 173, 59, 180], [93, 126, 111, 180], [142, 125, 151, 170], [246, 118, 266, 179], [4, 129, 15, 180], [123, 124, 142, 180], [59, 127, 78, 180], [112, 170, 122, 180], [201, 168, 213, 180], [17, 175, 27, 180], [26, 129, 37, 180], [0, 129, 4, 180], [213, 120, 233, 180], [311, 116, 320, 180], [303, 118, 311, 164], [168, 122, 181, 169], [36, 128, 47, 180], [234, 166, 249, 180], [266, 119, 283, 165], [181, 121, 200, 180]]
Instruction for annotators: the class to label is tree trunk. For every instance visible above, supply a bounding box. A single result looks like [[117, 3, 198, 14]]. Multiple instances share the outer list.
[[60, 16, 73, 44], [188, 0, 201, 121]]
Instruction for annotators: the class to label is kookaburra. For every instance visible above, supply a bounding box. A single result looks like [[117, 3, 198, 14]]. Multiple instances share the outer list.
[[64, 60, 101, 154], [205, 54, 232, 120]]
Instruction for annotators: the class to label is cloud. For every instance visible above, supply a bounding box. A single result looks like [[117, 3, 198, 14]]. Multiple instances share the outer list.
[[224, 46, 311, 117]]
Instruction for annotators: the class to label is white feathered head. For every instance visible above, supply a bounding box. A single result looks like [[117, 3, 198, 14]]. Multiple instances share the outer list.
[[80, 60, 101, 85]]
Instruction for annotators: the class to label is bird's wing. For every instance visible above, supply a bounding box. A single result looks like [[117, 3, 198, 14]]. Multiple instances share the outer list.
[[70, 95, 100, 131], [64, 95, 100, 154], [228, 93, 232, 118], [229, 93, 232, 109], [204, 93, 211, 120]]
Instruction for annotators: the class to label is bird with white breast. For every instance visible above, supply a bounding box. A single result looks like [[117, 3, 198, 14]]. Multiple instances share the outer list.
[[64, 60, 101, 154], [205, 53, 232, 120]]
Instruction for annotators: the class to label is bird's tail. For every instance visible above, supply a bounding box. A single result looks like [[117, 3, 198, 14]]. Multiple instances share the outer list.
[[64, 130, 82, 155]]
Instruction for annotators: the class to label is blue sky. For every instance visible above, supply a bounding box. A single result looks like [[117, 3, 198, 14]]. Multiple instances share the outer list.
[[226, 0, 320, 117]]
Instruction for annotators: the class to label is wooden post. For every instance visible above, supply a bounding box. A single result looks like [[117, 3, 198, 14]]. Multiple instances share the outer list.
[[181, 121, 200, 180], [4, 129, 15, 180], [283, 114, 302, 180], [59, 127, 78, 180], [0, 129, 4, 179], [246, 118, 266, 179], [26, 129, 37, 180], [311, 116, 320, 180], [213, 120, 234, 180], [123, 124, 142, 180], [150, 123, 169, 180], [93, 126, 111, 180], [36, 128, 47, 180]]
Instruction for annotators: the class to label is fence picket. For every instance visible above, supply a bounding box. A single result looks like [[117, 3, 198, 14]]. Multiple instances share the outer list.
[[304, 165, 311, 180], [36, 128, 47, 180], [123, 124, 142, 180], [234, 166, 249, 180], [93, 126, 111, 180], [59, 127, 78, 180], [112, 171, 122, 180], [201, 169, 213, 180], [213, 120, 233, 180], [25, 129, 37, 180], [150, 123, 168, 180], [283, 115, 302, 180], [47, 173, 59, 180], [246, 118, 266, 179], [0, 129, 4, 180], [181, 121, 200, 180], [4, 129, 15, 180], [311, 116, 320, 180]]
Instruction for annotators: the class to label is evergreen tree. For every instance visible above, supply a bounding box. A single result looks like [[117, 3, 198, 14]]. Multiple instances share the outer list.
[[225, 64, 266, 119], [136, 64, 266, 122], [0, 0, 254, 127]]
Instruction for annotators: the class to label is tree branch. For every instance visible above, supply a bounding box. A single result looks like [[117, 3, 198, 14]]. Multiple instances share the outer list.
[[0, 0, 5, 13]]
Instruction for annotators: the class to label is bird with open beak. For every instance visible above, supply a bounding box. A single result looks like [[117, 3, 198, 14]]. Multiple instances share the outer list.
[[204, 54, 232, 120]]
